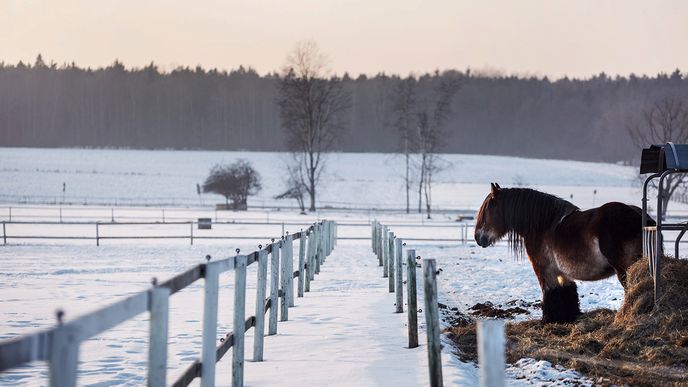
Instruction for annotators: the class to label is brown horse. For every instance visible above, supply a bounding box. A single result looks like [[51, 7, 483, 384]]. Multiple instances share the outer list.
[[474, 183, 650, 323]]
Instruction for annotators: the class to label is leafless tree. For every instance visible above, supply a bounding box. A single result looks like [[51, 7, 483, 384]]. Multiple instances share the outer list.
[[274, 166, 307, 214], [202, 159, 261, 210], [416, 75, 460, 218], [391, 77, 418, 214], [629, 96, 688, 218], [277, 41, 350, 211]]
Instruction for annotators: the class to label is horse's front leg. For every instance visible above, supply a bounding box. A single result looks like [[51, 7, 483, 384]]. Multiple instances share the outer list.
[[529, 254, 581, 323]]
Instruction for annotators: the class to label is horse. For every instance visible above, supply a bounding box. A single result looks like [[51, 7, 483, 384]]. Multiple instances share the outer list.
[[474, 183, 651, 323]]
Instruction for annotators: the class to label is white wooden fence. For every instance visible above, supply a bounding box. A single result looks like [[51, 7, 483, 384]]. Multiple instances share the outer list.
[[371, 220, 506, 387], [0, 220, 338, 387]]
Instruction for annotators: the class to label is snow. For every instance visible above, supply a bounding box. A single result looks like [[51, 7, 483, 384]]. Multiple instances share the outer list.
[[0, 147, 675, 385]]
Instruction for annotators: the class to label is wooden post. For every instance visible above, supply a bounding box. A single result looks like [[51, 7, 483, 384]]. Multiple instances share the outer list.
[[49, 325, 79, 387], [377, 224, 383, 266], [406, 249, 418, 348], [372, 221, 377, 253], [315, 225, 321, 274], [190, 222, 194, 246], [201, 262, 220, 387], [285, 235, 295, 307], [388, 231, 395, 293], [382, 227, 389, 277], [298, 231, 306, 298], [478, 320, 505, 387], [232, 255, 247, 387], [2, 221, 6, 246], [423, 258, 443, 387], [305, 232, 312, 292], [269, 243, 279, 335], [95, 222, 99, 246], [395, 238, 403, 313], [253, 250, 268, 361], [279, 241, 289, 322], [148, 286, 170, 387]]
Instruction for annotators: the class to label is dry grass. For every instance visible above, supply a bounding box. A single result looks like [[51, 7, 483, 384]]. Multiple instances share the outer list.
[[447, 257, 688, 386]]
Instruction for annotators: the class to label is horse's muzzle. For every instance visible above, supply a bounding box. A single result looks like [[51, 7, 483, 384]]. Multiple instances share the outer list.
[[475, 231, 491, 248]]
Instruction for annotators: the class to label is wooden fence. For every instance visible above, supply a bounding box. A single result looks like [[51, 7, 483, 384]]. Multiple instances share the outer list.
[[371, 220, 506, 387], [0, 220, 338, 387]]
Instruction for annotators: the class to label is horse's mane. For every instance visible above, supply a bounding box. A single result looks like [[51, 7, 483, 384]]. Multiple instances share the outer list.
[[499, 188, 579, 259]]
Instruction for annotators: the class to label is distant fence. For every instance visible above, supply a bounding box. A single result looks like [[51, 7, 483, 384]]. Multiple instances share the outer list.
[[371, 220, 506, 387], [0, 220, 337, 387], [0, 210, 473, 245]]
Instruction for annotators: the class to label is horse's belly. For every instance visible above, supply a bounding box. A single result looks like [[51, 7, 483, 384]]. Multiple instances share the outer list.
[[554, 238, 615, 281]]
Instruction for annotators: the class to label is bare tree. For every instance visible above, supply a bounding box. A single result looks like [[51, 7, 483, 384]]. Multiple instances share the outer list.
[[202, 159, 261, 210], [274, 166, 307, 214], [391, 77, 418, 214], [277, 41, 350, 211], [630, 96, 688, 218], [416, 74, 460, 218]]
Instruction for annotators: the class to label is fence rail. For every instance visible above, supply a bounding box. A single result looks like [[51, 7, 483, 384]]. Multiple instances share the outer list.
[[0, 220, 338, 387], [371, 220, 506, 387]]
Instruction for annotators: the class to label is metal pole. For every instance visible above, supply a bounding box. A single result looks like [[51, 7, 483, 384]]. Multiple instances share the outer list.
[[423, 258, 443, 387], [406, 249, 418, 348], [232, 255, 248, 387]]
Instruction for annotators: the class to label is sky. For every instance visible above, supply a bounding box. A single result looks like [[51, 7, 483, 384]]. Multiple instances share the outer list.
[[1, 0, 687, 79]]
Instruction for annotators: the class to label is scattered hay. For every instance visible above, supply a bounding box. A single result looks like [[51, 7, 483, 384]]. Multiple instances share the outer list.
[[447, 257, 688, 385]]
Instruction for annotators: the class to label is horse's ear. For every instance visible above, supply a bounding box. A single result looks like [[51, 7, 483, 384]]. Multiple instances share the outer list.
[[491, 182, 501, 196]]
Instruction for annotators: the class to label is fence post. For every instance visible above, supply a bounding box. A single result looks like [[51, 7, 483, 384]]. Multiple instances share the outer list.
[[315, 225, 321, 274], [395, 238, 403, 313], [478, 320, 505, 387], [423, 258, 443, 387], [298, 230, 306, 298], [279, 240, 289, 322], [148, 286, 170, 387], [377, 223, 383, 266], [269, 243, 279, 335], [201, 261, 220, 387], [406, 249, 418, 348], [232, 255, 248, 387], [190, 222, 194, 245], [8, 207, 11, 222], [253, 250, 268, 361], [2, 221, 6, 245], [285, 234, 295, 307], [49, 324, 79, 387], [382, 227, 389, 277], [95, 222, 99, 246], [388, 231, 395, 293], [305, 231, 312, 292], [372, 221, 377, 253]]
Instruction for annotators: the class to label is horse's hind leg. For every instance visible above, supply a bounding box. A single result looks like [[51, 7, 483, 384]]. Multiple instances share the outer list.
[[541, 280, 581, 323], [530, 257, 581, 323]]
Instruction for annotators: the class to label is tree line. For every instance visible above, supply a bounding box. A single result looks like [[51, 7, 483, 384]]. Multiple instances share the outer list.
[[1, 54, 687, 164]]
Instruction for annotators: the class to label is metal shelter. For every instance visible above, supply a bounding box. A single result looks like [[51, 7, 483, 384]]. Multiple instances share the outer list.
[[641, 142, 688, 305]]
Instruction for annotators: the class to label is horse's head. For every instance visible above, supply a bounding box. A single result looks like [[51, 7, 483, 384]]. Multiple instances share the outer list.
[[474, 183, 507, 248]]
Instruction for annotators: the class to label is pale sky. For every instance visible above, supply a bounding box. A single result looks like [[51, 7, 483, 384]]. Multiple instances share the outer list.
[[1, 0, 687, 78]]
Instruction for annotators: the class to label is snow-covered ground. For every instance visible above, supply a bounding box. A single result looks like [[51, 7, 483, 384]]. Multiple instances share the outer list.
[[2, 147, 677, 214], [0, 147, 678, 385]]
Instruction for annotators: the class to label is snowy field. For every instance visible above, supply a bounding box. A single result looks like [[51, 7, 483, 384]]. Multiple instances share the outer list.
[[0, 147, 681, 385]]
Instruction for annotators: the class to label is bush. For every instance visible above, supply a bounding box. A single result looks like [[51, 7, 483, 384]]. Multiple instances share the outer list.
[[202, 159, 261, 210]]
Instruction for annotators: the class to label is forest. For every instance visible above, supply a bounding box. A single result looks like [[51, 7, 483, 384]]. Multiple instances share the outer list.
[[1, 55, 686, 162]]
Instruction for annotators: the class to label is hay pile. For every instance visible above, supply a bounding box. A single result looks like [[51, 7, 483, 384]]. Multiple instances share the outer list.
[[447, 257, 688, 385]]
